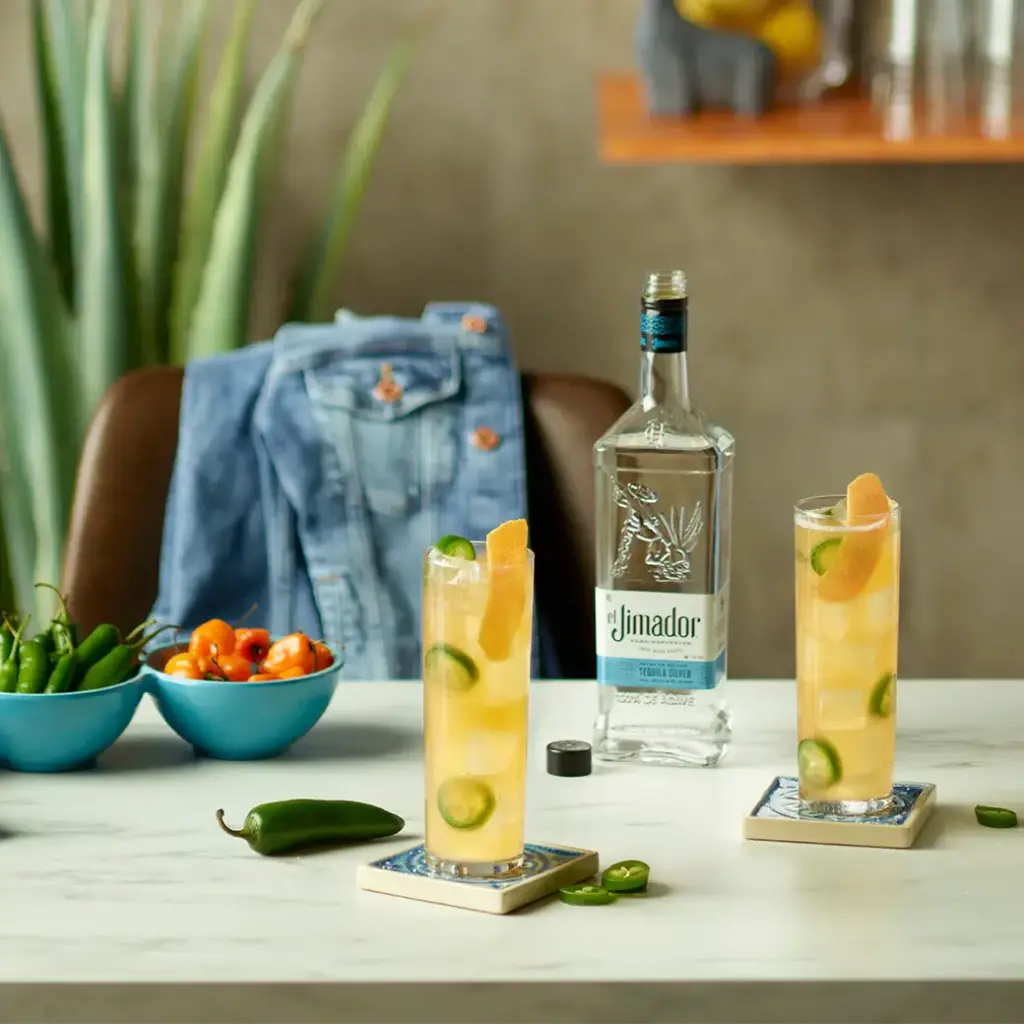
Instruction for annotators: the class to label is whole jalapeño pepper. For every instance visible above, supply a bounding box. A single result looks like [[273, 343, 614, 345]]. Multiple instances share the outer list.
[[215, 800, 405, 856], [16, 637, 51, 694], [0, 616, 29, 693]]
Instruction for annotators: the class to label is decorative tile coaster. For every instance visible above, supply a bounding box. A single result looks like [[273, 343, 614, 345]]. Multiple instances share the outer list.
[[357, 842, 598, 914], [743, 776, 937, 850]]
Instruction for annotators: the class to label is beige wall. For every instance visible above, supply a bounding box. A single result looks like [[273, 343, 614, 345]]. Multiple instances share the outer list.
[[3, 0, 1023, 679]]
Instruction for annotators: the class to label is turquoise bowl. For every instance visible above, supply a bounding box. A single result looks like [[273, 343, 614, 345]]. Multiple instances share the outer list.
[[143, 641, 344, 760], [0, 675, 147, 772]]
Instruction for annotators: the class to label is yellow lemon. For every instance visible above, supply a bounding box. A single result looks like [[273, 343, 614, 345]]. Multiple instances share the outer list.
[[677, 0, 781, 33], [757, 2, 822, 75]]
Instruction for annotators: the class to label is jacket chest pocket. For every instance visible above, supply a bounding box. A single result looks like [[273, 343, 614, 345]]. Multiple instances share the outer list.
[[303, 347, 461, 518]]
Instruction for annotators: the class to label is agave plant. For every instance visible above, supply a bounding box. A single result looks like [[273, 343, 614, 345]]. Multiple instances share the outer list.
[[0, 0, 421, 624]]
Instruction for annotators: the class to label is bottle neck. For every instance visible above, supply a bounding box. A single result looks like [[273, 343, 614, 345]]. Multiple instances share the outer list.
[[640, 350, 691, 411], [639, 299, 691, 411]]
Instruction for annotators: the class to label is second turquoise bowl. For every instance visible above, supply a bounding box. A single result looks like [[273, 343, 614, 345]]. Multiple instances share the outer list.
[[143, 642, 344, 760]]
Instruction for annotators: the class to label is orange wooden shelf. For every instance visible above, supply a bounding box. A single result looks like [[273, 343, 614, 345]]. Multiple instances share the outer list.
[[598, 73, 1024, 164]]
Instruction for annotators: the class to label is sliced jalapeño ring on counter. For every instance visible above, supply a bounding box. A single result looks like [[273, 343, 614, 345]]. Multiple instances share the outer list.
[[810, 537, 842, 576], [798, 737, 842, 789], [559, 883, 613, 906], [975, 805, 1018, 829], [868, 673, 895, 718], [423, 643, 479, 692], [437, 775, 495, 830], [601, 859, 650, 893], [434, 534, 476, 560]]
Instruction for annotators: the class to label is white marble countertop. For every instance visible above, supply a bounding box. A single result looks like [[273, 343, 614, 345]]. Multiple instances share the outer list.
[[2, 679, 1022, 1024]]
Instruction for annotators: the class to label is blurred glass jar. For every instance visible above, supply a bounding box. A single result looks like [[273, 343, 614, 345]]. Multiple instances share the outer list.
[[799, 0, 856, 99], [976, 0, 1020, 137], [867, 0, 963, 137], [867, 0, 1020, 138]]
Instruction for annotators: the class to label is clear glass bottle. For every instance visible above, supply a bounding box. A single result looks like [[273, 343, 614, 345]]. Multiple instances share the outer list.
[[592, 271, 734, 768]]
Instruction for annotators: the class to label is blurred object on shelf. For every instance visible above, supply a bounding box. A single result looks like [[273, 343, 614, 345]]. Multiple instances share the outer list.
[[978, 0, 1019, 138], [801, 0, 856, 99], [676, 0, 823, 87], [921, 0, 969, 133], [869, 0, 1019, 140], [638, 0, 778, 117], [870, 0, 919, 139], [633, 0, 1024, 143], [646, 0, 858, 116]]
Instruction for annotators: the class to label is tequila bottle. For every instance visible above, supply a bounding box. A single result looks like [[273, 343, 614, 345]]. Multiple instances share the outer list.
[[593, 270, 734, 767]]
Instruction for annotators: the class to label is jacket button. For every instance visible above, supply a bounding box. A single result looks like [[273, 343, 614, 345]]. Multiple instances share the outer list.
[[372, 363, 403, 403], [461, 313, 488, 334], [470, 426, 501, 451]]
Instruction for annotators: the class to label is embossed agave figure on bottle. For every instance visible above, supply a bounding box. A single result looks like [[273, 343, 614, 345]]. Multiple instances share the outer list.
[[593, 270, 734, 767]]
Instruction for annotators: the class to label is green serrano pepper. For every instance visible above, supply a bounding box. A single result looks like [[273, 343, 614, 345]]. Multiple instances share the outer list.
[[0, 617, 29, 693], [78, 625, 175, 691], [215, 800, 405, 856], [16, 638, 51, 694], [0, 617, 14, 666], [74, 624, 121, 673], [78, 645, 140, 691], [31, 630, 55, 659], [34, 583, 78, 654], [45, 650, 81, 694]]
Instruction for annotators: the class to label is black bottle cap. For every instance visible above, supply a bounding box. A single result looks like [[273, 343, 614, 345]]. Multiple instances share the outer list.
[[546, 740, 592, 777]]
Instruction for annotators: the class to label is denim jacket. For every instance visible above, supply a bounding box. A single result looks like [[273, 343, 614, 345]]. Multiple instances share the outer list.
[[152, 303, 548, 679]]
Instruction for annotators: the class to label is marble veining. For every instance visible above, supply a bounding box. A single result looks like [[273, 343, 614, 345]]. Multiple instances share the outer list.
[[0, 681, 1022, 1022]]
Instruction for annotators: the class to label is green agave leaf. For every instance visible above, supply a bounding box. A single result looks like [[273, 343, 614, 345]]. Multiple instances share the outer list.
[[79, 0, 130, 424], [187, 0, 324, 361], [0, 504, 19, 620], [119, 0, 140, 204], [38, 0, 88, 311], [0, 420, 37, 623], [290, 25, 424, 323], [0, 120, 75, 623], [171, 0, 257, 365], [132, 0, 208, 367], [30, 0, 74, 310], [115, 0, 145, 356]]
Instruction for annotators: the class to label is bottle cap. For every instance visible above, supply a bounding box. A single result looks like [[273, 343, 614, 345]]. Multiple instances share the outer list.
[[546, 739, 592, 777]]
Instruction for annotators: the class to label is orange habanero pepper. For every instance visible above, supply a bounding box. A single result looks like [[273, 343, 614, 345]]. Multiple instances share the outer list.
[[261, 633, 315, 676], [189, 619, 236, 672], [312, 641, 334, 671], [209, 652, 252, 682], [164, 653, 202, 679], [276, 666, 306, 679], [234, 627, 270, 663], [247, 673, 278, 682]]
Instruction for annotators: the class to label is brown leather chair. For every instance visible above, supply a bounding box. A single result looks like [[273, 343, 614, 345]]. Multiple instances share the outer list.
[[61, 367, 630, 678]]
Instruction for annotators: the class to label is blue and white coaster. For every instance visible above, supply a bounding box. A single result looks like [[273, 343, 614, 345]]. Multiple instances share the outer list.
[[357, 842, 599, 914], [743, 776, 937, 849]]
